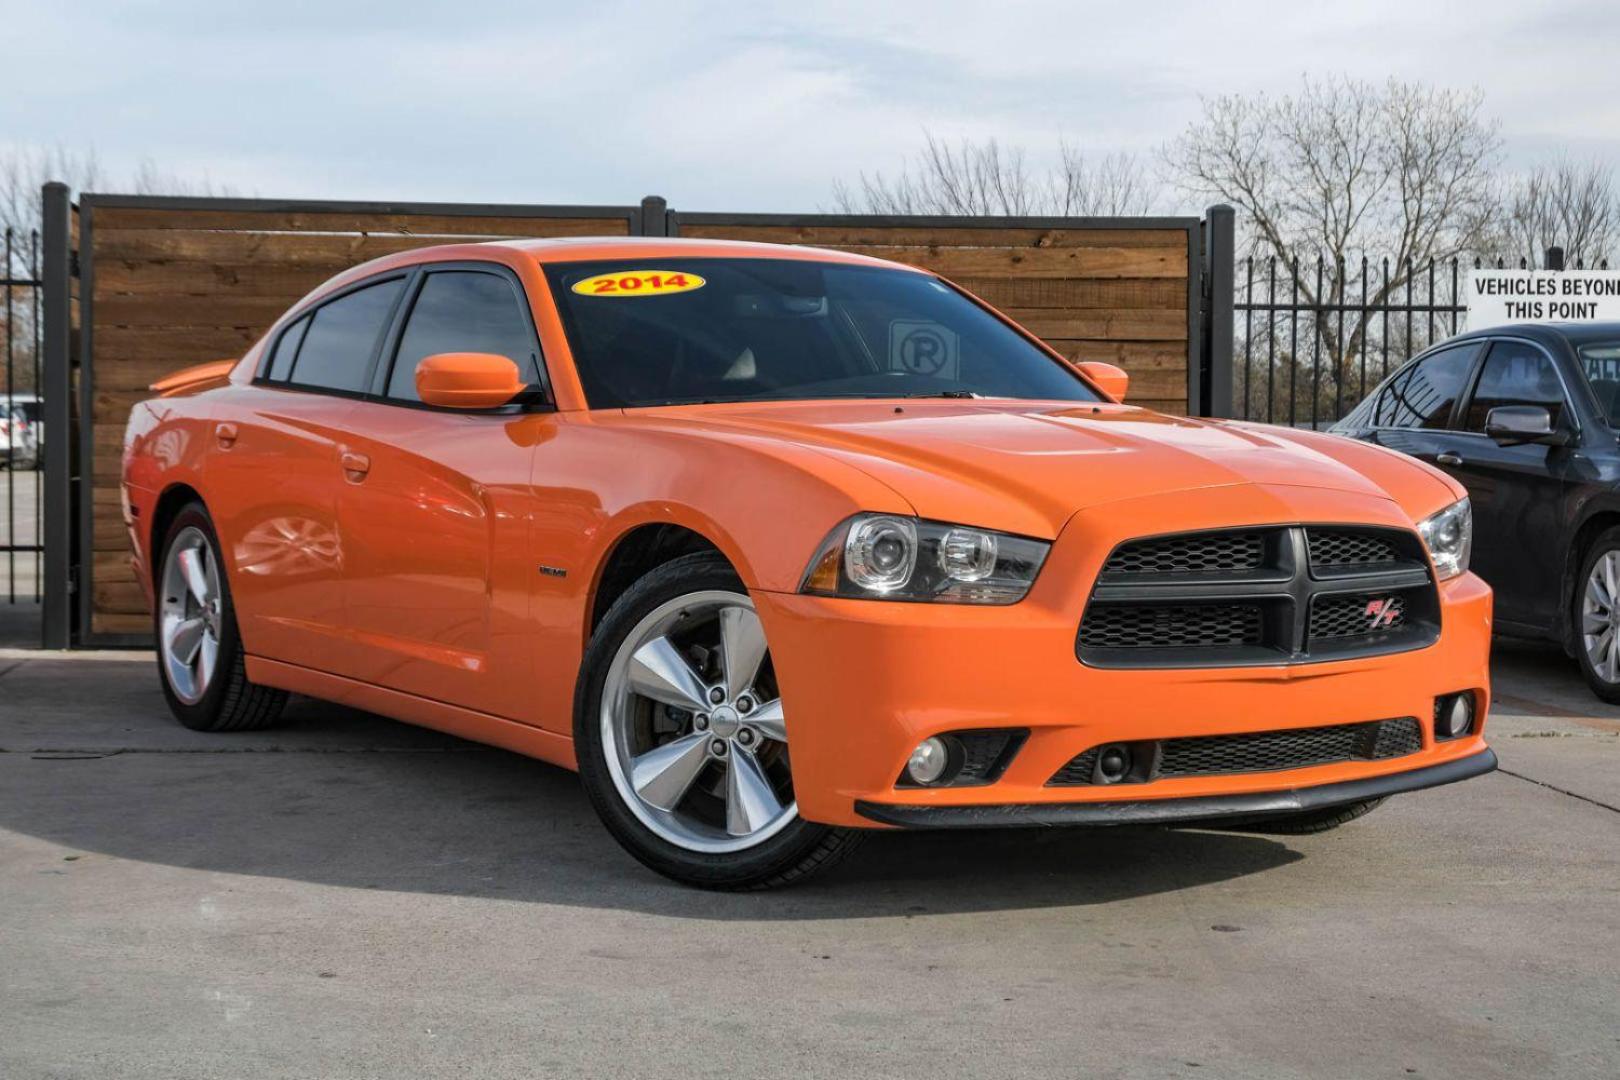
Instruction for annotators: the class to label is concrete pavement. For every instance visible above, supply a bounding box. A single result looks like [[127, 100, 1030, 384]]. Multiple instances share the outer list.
[[0, 640, 1616, 1079]]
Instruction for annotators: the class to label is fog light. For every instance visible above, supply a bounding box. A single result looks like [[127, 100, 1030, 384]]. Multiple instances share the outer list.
[[907, 737, 951, 785], [1096, 744, 1132, 783], [1435, 692, 1475, 740]]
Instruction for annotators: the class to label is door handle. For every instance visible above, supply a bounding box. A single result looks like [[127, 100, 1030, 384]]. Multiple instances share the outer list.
[[1436, 451, 1464, 467], [340, 451, 371, 482], [214, 422, 239, 449]]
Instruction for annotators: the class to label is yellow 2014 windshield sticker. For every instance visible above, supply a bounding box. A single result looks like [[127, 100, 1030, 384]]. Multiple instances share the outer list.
[[571, 270, 706, 297]]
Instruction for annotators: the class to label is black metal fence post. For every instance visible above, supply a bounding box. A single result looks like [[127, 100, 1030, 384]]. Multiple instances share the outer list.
[[40, 183, 73, 649], [639, 195, 669, 237], [1545, 246, 1565, 271], [1201, 205, 1235, 418]]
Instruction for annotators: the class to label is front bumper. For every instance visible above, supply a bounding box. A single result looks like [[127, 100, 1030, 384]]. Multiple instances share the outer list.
[[855, 747, 1497, 828], [754, 485, 1495, 829]]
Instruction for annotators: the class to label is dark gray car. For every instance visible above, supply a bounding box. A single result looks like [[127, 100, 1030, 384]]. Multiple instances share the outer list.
[[1332, 322, 1620, 701]]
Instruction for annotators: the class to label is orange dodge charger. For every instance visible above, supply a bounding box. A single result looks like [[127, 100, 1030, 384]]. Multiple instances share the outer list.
[[122, 238, 1495, 888]]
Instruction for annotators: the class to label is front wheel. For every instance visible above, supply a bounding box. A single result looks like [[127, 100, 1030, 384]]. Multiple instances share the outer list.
[[1574, 528, 1620, 703], [574, 552, 860, 889]]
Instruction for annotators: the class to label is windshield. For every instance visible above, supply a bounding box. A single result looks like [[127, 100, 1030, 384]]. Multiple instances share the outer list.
[[542, 258, 1100, 408]]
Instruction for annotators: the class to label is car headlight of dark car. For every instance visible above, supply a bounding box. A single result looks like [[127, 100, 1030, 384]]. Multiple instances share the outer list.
[[1416, 497, 1472, 581], [800, 513, 1051, 604]]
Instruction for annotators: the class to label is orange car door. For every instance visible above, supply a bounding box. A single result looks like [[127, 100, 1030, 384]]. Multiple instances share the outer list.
[[331, 266, 547, 720], [206, 275, 408, 673]]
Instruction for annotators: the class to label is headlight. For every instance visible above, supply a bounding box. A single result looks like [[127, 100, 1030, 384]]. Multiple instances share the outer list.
[[801, 513, 1051, 604], [1417, 497, 1472, 580]]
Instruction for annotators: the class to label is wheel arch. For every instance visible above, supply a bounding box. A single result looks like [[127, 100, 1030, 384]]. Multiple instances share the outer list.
[[585, 518, 737, 640], [1564, 507, 1620, 649], [148, 482, 207, 586]]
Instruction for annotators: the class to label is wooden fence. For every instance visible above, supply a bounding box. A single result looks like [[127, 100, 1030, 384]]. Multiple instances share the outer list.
[[43, 192, 1231, 645]]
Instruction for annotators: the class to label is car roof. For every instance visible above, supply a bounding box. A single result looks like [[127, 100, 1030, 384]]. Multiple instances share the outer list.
[[486, 235, 924, 272], [1443, 321, 1620, 348]]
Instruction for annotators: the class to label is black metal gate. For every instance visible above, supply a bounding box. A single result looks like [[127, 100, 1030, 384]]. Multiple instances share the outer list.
[[2, 224, 44, 614], [1233, 249, 1613, 429]]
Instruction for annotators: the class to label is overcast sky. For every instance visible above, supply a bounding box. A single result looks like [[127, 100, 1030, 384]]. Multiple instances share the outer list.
[[9, 0, 1620, 212]]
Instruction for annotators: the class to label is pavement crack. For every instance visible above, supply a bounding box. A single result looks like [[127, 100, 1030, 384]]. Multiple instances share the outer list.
[[1497, 765, 1620, 815]]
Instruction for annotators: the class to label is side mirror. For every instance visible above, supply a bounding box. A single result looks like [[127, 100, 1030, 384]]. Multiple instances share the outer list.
[[1484, 405, 1569, 447], [1077, 360, 1129, 402], [416, 352, 524, 410]]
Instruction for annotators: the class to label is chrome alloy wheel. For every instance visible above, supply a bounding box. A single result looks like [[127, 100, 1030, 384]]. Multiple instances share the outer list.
[[601, 590, 796, 853], [159, 525, 223, 706], [1582, 550, 1620, 684]]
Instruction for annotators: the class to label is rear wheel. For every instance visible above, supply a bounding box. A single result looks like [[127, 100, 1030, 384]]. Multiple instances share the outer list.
[[155, 503, 287, 732], [574, 552, 860, 889], [1574, 528, 1620, 703]]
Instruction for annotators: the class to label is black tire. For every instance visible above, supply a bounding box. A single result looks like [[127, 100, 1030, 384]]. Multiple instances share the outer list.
[[1215, 797, 1386, 835], [155, 502, 287, 732], [1573, 527, 1620, 704], [574, 551, 861, 890]]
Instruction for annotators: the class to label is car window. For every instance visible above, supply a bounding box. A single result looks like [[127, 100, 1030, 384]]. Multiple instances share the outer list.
[[386, 271, 540, 402], [287, 278, 406, 393], [1375, 343, 1478, 429], [1463, 340, 1569, 432], [542, 258, 1099, 408], [1576, 342, 1620, 426], [265, 316, 310, 382]]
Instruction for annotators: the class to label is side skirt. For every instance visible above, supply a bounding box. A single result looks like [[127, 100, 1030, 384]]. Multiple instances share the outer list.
[[246, 656, 578, 771]]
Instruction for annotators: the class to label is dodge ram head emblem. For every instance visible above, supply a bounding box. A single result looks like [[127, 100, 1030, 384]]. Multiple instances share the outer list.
[[1364, 597, 1402, 630]]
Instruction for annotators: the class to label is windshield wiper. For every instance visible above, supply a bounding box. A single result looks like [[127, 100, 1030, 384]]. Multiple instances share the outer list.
[[896, 390, 985, 399]]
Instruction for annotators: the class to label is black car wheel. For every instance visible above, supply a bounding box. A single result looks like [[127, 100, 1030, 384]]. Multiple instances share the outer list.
[[574, 551, 861, 889], [1574, 526, 1620, 703], [155, 502, 288, 731]]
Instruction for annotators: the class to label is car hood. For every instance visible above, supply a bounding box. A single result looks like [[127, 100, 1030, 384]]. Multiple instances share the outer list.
[[627, 400, 1459, 539]]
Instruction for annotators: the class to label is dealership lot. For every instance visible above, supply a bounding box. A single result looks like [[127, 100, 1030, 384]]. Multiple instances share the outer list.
[[0, 642, 1615, 1079]]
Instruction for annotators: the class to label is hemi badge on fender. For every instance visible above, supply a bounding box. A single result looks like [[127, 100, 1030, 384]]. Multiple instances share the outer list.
[[538, 565, 568, 578]]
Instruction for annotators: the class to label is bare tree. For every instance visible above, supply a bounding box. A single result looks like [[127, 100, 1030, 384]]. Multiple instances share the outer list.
[[1491, 159, 1620, 269], [832, 132, 1159, 216], [1, 147, 237, 255], [0, 146, 104, 266], [130, 158, 237, 200], [0, 146, 237, 395], [1168, 75, 1502, 414]]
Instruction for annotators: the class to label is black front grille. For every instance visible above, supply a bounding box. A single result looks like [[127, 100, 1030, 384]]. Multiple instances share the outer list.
[[1079, 525, 1437, 668], [1310, 591, 1406, 640], [1051, 746, 1102, 786], [1309, 529, 1401, 568], [1077, 603, 1264, 650], [1157, 718, 1423, 776], [1048, 717, 1424, 785], [1103, 531, 1266, 575]]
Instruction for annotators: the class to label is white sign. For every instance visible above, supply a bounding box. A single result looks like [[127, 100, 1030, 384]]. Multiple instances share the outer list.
[[888, 320, 960, 380], [1467, 269, 1620, 330]]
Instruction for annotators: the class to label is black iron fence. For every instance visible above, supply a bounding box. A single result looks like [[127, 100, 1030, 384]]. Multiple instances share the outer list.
[[2, 226, 43, 605], [1233, 251, 1612, 428]]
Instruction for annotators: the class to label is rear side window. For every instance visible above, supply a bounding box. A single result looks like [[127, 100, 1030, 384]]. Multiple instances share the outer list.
[[288, 278, 406, 393], [1375, 343, 1478, 429], [386, 271, 540, 402], [1463, 341, 1569, 431], [265, 316, 310, 382]]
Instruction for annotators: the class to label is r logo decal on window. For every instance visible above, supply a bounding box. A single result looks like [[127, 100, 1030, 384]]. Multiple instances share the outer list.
[[889, 320, 959, 380]]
